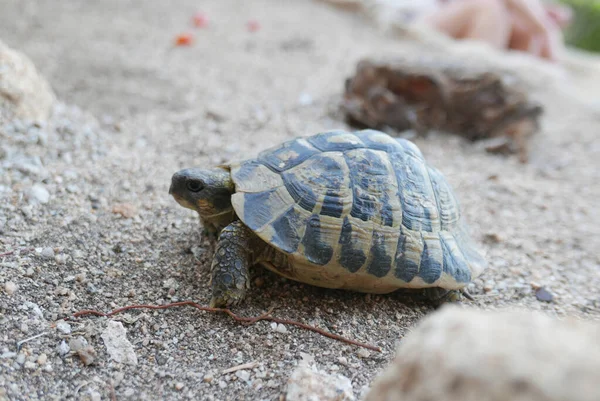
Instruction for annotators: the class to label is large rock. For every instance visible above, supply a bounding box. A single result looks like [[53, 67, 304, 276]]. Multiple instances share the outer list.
[[366, 306, 600, 401], [0, 39, 55, 124]]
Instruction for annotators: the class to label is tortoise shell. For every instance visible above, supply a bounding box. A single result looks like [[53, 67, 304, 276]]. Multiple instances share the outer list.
[[228, 129, 486, 292]]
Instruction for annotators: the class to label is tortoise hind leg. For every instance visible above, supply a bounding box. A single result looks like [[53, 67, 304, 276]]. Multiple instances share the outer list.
[[421, 287, 474, 306], [209, 221, 256, 308]]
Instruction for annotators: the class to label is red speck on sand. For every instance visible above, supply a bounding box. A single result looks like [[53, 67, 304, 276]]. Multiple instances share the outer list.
[[175, 33, 193, 46], [247, 20, 260, 32], [193, 12, 208, 28]]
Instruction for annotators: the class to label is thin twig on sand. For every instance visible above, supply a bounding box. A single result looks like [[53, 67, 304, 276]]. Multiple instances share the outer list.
[[66, 301, 382, 352]]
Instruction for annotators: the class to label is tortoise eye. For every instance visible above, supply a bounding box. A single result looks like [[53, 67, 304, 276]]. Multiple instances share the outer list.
[[186, 180, 204, 193]]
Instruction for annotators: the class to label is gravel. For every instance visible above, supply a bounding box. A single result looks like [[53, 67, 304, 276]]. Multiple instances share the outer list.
[[0, 0, 599, 400]]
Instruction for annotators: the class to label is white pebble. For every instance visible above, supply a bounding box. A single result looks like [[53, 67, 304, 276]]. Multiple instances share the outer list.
[[275, 324, 288, 334], [357, 348, 371, 359], [37, 353, 47, 365], [57, 340, 70, 356], [56, 321, 72, 334], [40, 247, 55, 259], [236, 370, 251, 382], [218, 380, 227, 389], [27, 184, 50, 204], [4, 281, 17, 295]]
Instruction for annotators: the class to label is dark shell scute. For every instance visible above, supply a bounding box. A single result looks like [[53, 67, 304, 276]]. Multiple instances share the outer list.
[[440, 236, 471, 283], [232, 160, 261, 183], [282, 172, 318, 213], [418, 240, 442, 284], [259, 138, 320, 172], [338, 217, 367, 272], [270, 206, 305, 254], [428, 166, 460, 230], [241, 189, 279, 230], [320, 192, 345, 218], [307, 131, 365, 152], [366, 230, 392, 278], [301, 215, 333, 265], [393, 234, 419, 282]]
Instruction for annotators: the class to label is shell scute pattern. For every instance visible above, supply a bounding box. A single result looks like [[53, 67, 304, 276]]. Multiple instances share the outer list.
[[393, 233, 420, 282], [344, 148, 400, 227], [306, 130, 365, 152], [418, 236, 444, 284], [258, 137, 320, 172], [229, 129, 485, 289]]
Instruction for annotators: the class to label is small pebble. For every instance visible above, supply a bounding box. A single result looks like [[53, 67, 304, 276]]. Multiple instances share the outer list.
[[535, 287, 554, 303], [27, 184, 50, 204], [357, 348, 371, 359], [203, 373, 214, 383], [57, 340, 70, 356], [66, 184, 79, 193], [275, 324, 288, 334], [236, 370, 251, 382], [24, 268, 35, 277], [113, 372, 125, 388], [56, 321, 72, 334], [175, 382, 184, 391], [37, 353, 47, 365], [218, 380, 227, 389], [16, 353, 26, 365], [4, 281, 17, 295], [41, 247, 55, 259], [112, 203, 136, 218], [87, 283, 97, 294], [24, 361, 37, 370]]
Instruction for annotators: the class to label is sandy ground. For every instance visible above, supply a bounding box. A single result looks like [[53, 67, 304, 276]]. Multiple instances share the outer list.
[[1, 0, 599, 400]]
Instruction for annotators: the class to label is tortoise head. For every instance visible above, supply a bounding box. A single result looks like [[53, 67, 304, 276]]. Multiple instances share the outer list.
[[169, 167, 236, 230]]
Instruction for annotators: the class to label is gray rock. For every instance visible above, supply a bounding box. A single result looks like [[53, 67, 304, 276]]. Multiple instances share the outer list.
[[55, 321, 71, 335], [101, 320, 138, 365], [40, 247, 55, 259], [57, 340, 70, 356], [365, 306, 600, 401]]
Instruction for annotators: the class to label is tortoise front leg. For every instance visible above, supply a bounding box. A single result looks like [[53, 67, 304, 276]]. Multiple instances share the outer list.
[[209, 221, 255, 308]]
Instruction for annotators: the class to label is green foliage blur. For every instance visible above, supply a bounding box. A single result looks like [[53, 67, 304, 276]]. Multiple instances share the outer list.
[[559, 0, 600, 52]]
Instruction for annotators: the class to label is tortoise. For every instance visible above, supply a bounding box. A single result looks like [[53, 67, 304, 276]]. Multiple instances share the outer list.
[[169, 129, 487, 307]]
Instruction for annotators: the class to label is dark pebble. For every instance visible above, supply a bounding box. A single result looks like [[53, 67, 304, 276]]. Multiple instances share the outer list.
[[535, 287, 554, 302]]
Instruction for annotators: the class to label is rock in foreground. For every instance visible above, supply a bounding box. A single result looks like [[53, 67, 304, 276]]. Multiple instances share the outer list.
[[286, 355, 355, 401], [0, 39, 55, 124], [366, 306, 600, 401]]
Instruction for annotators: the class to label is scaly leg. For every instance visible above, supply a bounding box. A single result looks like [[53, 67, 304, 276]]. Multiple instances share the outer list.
[[209, 221, 256, 308], [421, 287, 475, 306]]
